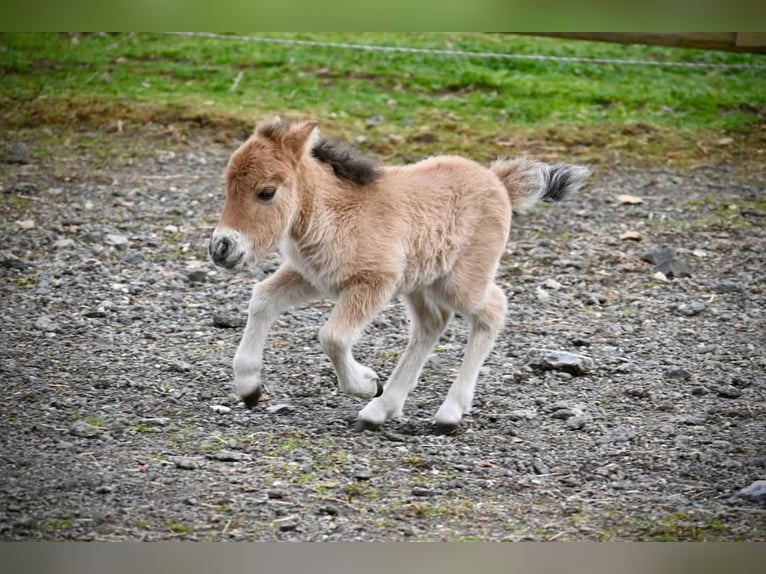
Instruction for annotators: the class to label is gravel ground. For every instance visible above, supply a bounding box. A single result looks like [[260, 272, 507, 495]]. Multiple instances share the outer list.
[[1, 129, 764, 541]]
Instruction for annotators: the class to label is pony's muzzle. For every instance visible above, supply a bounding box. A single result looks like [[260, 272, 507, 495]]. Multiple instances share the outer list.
[[209, 234, 242, 269]]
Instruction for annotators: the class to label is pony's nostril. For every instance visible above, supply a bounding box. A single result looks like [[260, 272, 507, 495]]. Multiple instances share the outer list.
[[210, 236, 231, 263]]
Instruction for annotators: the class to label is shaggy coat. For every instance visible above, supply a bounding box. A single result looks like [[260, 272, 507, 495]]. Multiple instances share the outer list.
[[209, 117, 589, 430]]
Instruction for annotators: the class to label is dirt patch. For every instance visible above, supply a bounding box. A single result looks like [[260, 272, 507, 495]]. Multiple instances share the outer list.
[[0, 126, 764, 541]]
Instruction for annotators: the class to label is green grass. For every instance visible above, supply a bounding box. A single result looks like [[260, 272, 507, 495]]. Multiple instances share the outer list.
[[1, 32, 764, 166]]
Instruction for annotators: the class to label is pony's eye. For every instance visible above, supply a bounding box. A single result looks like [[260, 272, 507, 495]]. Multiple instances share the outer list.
[[256, 186, 277, 202]]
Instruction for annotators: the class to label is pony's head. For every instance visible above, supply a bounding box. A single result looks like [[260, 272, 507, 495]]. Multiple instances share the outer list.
[[209, 117, 318, 270]]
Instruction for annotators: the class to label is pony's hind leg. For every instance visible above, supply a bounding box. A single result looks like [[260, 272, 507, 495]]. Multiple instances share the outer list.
[[434, 283, 507, 431], [234, 264, 317, 407], [319, 277, 396, 400], [356, 289, 452, 430]]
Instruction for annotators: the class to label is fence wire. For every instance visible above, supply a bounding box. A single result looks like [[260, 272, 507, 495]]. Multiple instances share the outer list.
[[164, 32, 766, 70]]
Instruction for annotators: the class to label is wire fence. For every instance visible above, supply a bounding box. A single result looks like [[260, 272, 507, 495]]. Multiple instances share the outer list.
[[164, 32, 766, 70]]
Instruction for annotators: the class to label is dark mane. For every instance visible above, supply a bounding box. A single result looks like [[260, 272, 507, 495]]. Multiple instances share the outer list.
[[311, 138, 381, 186]]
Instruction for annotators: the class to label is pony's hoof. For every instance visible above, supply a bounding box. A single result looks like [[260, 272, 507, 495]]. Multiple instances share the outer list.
[[241, 387, 263, 409], [433, 422, 460, 436], [353, 419, 381, 433]]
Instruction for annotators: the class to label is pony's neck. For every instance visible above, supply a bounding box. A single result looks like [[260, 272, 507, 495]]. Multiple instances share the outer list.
[[289, 156, 331, 242]]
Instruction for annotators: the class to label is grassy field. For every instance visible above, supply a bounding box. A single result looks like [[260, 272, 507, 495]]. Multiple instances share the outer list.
[[1, 32, 764, 166]]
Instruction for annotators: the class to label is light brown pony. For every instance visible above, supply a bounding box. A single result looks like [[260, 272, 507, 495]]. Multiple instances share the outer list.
[[209, 117, 589, 431]]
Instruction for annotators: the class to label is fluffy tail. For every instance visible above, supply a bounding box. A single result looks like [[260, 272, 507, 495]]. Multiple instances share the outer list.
[[490, 157, 590, 211]]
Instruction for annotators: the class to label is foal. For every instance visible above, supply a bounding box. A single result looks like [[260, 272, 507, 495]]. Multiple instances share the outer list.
[[209, 117, 589, 431]]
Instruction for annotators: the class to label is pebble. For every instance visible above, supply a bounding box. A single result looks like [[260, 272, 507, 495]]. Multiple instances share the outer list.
[[212, 312, 246, 328], [565, 416, 587, 431], [12, 181, 37, 193], [267, 489, 286, 499], [122, 251, 144, 265], [70, 421, 103, 438], [714, 385, 741, 399], [173, 457, 199, 470], [738, 480, 766, 503], [642, 246, 692, 278], [677, 300, 706, 316], [210, 404, 232, 414], [411, 486, 439, 497], [507, 409, 537, 421], [532, 459, 551, 475], [664, 368, 691, 381], [5, 142, 30, 164], [207, 451, 245, 462], [16, 219, 35, 230], [184, 269, 207, 284], [105, 234, 129, 246], [352, 469, 373, 481], [272, 515, 299, 532], [266, 403, 293, 414], [598, 426, 638, 444], [53, 238, 76, 249], [526, 349, 592, 376], [34, 315, 59, 332]]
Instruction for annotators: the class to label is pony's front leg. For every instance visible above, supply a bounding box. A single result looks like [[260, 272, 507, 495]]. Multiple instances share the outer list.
[[319, 280, 394, 399], [233, 265, 317, 407]]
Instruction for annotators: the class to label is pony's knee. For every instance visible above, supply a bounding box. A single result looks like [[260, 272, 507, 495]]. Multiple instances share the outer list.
[[475, 286, 507, 333]]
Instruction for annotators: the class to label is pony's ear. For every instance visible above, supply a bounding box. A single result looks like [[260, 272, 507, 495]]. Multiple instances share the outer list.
[[254, 116, 285, 138], [282, 120, 319, 162]]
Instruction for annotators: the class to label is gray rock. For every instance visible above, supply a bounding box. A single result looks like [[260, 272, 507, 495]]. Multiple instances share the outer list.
[[411, 486, 439, 497], [70, 421, 103, 438], [207, 450, 245, 462], [173, 457, 199, 470], [712, 281, 742, 293], [642, 246, 692, 278], [53, 238, 76, 249], [272, 515, 299, 531], [507, 409, 537, 421], [184, 269, 207, 284], [105, 234, 129, 247], [599, 425, 638, 444], [11, 181, 37, 192], [566, 416, 588, 431], [677, 300, 706, 316], [664, 368, 691, 381], [35, 315, 59, 332], [212, 312, 246, 328], [210, 404, 232, 414], [122, 251, 144, 265], [266, 403, 293, 414], [526, 349, 593, 376], [5, 142, 30, 164], [738, 480, 766, 503], [352, 469, 373, 481], [267, 489, 286, 499], [715, 385, 742, 399], [532, 459, 551, 475]]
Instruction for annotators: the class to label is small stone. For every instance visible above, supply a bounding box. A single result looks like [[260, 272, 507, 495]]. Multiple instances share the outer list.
[[664, 368, 692, 381], [411, 486, 439, 497], [598, 425, 638, 444], [535, 287, 551, 303], [184, 269, 207, 284], [526, 349, 593, 376], [105, 234, 129, 246], [83, 310, 107, 319], [507, 409, 537, 421], [625, 387, 651, 399], [365, 114, 384, 127], [35, 315, 58, 332], [543, 279, 562, 290], [212, 312, 246, 329], [5, 142, 30, 164], [715, 385, 742, 399], [643, 246, 692, 278], [96, 485, 114, 494], [738, 480, 766, 503], [713, 281, 742, 293], [164, 225, 180, 233], [690, 386, 708, 396], [532, 459, 551, 475], [267, 490, 286, 499], [207, 451, 245, 462], [620, 230, 643, 241], [677, 300, 706, 316], [352, 469, 373, 481], [617, 194, 644, 205], [70, 421, 103, 438], [551, 408, 577, 420], [317, 505, 339, 516], [266, 403, 292, 414], [272, 515, 299, 532], [679, 414, 707, 426], [173, 457, 199, 470], [53, 238, 76, 249], [168, 360, 192, 373], [16, 219, 35, 230], [566, 416, 587, 431], [210, 404, 232, 414], [122, 251, 144, 265]]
